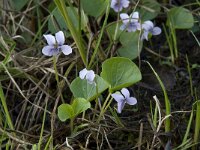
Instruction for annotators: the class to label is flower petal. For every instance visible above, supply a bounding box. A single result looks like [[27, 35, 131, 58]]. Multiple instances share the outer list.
[[130, 12, 139, 22], [122, 0, 130, 8], [43, 34, 56, 46], [121, 88, 130, 98], [86, 70, 95, 83], [142, 21, 153, 31], [42, 46, 59, 56], [79, 68, 88, 79], [152, 27, 161, 35], [141, 31, 149, 41], [111, 0, 117, 8], [126, 97, 137, 105], [120, 13, 130, 24], [111, 93, 124, 103], [117, 101, 126, 113], [120, 24, 127, 31], [55, 31, 65, 45], [60, 45, 72, 55]]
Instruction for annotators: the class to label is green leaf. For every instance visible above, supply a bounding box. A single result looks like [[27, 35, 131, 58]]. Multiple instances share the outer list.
[[117, 44, 140, 60], [167, 7, 194, 29], [118, 32, 143, 60], [101, 57, 142, 92], [72, 98, 91, 116], [106, 22, 123, 41], [57, 104, 74, 122], [138, 0, 161, 21], [11, 0, 29, 11], [81, 0, 108, 17], [48, 7, 88, 33], [70, 75, 109, 101], [57, 98, 90, 122]]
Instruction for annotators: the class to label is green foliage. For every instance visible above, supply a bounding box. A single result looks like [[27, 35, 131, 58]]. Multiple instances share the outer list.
[[138, 0, 161, 21], [118, 32, 143, 60], [194, 101, 200, 149], [48, 7, 88, 33], [81, 0, 108, 17], [70, 75, 109, 101], [11, 0, 29, 11], [106, 22, 123, 41], [58, 98, 91, 122], [167, 7, 194, 29], [101, 57, 142, 92], [106, 24, 142, 60]]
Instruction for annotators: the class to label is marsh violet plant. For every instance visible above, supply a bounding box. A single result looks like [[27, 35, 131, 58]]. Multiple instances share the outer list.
[[42, 31, 72, 56], [111, 88, 137, 113], [79, 68, 96, 85], [141, 21, 161, 41], [120, 12, 141, 32], [111, 0, 130, 12]]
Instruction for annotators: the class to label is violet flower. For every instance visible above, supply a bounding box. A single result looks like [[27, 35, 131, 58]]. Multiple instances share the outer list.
[[141, 21, 161, 41], [42, 31, 72, 56], [111, 88, 137, 113], [111, 0, 130, 12], [79, 68, 95, 85], [120, 12, 141, 32]]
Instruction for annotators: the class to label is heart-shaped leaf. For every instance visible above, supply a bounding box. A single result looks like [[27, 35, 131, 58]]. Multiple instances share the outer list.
[[11, 0, 29, 11], [118, 32, 143, 60], [107, 24, 143, 60], [138, 0, 161, 21], [70, 75, 109, 101], [72, 98, 91, 116], [58, 104, 74, 122], [106, 22, 123, 41], [58, 98, 91, 122], [117, 44, 141, 60], [167, 7, 194, 29], [81, 0, 108, 17], [48, 7, 88, 33], [101, 57, 142, 92]]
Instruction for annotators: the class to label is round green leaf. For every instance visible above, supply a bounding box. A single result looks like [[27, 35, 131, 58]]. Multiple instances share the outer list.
[[117, 44, 141, 60], [100, 57, 142, 92], [106, 22, 123, 41], [118, 32, 143, 60], [70, 75, 109, 101], [11, 0, 28, 11], [58, 104, 74, 122], [48, 7, 88, 33], [72, 98, 91, 116], [138, 0, 161, 21], [81, 0, 108, 17], [167, 7, 194, 29]]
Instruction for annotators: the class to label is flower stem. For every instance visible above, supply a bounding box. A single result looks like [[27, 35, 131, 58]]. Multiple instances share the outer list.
[[97, 92, 112, 123]]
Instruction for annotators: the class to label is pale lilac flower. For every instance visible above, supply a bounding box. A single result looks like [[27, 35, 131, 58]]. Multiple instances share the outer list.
[[111, 88, 137, 113], [42, 31, 72, 56], [120, 12, 141, 32], [111, 0, 130, 12], [141, 21, 161, 41], [79, 68, 95, 85]]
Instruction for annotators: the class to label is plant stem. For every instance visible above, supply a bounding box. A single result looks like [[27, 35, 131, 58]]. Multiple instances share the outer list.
[[186, 54, 194, 97], [54, 0, 87, 66], [70, 118, 74, 134], [146, 61, 171, 132], [193, 101, 200, 150], [97, 93, 112, 123]]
